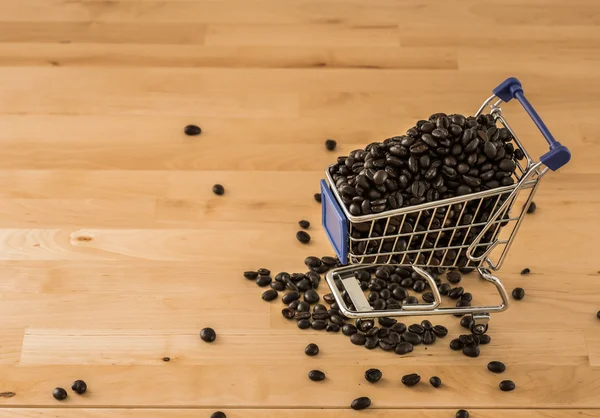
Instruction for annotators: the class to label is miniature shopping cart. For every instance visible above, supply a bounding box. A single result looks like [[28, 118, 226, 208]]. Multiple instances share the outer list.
[[320, 77, 571, 334]]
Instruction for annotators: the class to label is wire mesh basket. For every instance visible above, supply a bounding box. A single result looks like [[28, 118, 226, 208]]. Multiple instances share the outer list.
[[320, 77, 571, 333]]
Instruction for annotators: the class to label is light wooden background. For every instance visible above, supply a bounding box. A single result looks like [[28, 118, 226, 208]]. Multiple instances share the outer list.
[[0, 0, 599, 417]]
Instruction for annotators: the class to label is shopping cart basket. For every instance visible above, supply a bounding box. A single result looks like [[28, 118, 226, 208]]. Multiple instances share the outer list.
[[320, 77, 571, 334]]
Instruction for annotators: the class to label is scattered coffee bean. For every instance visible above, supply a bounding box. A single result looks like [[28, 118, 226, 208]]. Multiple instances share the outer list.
[[297, 319, 311, 329], [211, 412, 226, 418], [258, 268, 271, 276], [350, 332, 367, 346], [456, 410, 470, 418], [402, 331, 422, 345], [323, 293, 336, 304], [52, 387, 67, 401], [448, 287, 464, 299], [299, 220, 310, 229], [365, 337, 379, 349], [479, 334, 491, 344], [308, 370, 326, 381], [488, 361, 506, 373], [296, 231, 311, 244], [423, 330, 436, 345], [422, 292, 435, 303], [520, 268, 530, 275], [378, 317, 397, 327], [429, 376, 442, 388], [212, 184, 224, 195], [401, 373, 421, 387], [314, 193, 322, 203], [447, 271, 462, 284], [311, 320, 328, 330], [326, 324, 340, 332], [356, 319, 375, 332], [395, 341, 414, 355], [432, 325, 448, 337], [256, 275, 272, 287], [499, 380, 516, 391], [461, 316, 474, 329], [261, 289, 278, 301], [325, 139, 337, 151], [200, 328, 217, 343], [71, 380, 87, 394], [463, 344, 480, 358], [365, 368, 383, 383], [162, 357, 170, 362], [294, 312, 311, 320], [439, 283, 451, 295], [351, 397, 371, 410], [342, 324, 358, 336], [330, 314, 346, 326], [243, 271, 258, 280], [378, 338, 397, 351], [281, 308, 295, 319], [271, 281, 286, 291], [461, 292, 473, 302], [408, 324, 425, 334], [304, 289, 320, 304], [526, 201, 537, 214], [184, 124, 201, 136], [304, 343, 319, 357], [391, 323, 407, 334], [450, 338, 463, 350], [512, 287, 525, 300], [282, 291, 300, 304]]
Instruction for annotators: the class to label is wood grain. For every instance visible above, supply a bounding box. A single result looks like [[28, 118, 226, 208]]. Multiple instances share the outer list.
[[0, 0, 598, 415]]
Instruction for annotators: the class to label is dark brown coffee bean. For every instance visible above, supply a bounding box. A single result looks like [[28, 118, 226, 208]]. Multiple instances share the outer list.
[[479, 334, 491, 344], [402, 331, 422, 345], [499, 380, 516, 391], [210, 412, 226, 418], [488, 361, 506, 373], [323, 293, 335, 304], [449, 338, 463, 350], [460, 316, 474, 329], [520, 268, 531, 275], [448, 287, 464, 299], [365, 368, 382, 383], [432, 325, 448, 337], [350, 332, 367, 346], [256, 275, 272, 287], [463, 344, 480, 358], [282, 291, 300, 304], [326, 324, 340, 332], [446, 271, 462, 284], [391, 323, 407, 334], [297, 319, 311, 329], [244, 271, 259, 280], [312, 311, 329, 320], [314, 193, 322, 203], [461, 292, 472, 302], [483, 141, 497, 159], [526, 201, 537, 214], [296, 231, 311, 244], [257, 268, 270, 276], [71, 380, 87, 394], [395, 341, 413, 355], [365, 337, 379, 349], [378, 317, 397, 327], [304, 289, 320, 304], [378, 338, 396, 351], [325, 139, 337, 150], [512, 287, 525, 300], [271, 281, 286, 291], [212, 184, 225, 196], [330, 314, 346, 326], [439, 283, 451, 295], [401, 373, 421, 386], [200, 327, 216, 343], [499, 158, 516, 172], [351, 397, 371, 410], [412, 280, 426, 292], [429, 376, 442, 388], [423, 330, 436, 345], [305, 343, 319, 356], [184, 124, 201, 136], [342, 324, 357, 336], [408, 324, 424, 334], [294, 311, 311, 320], [422, 292, 435, 303], [308, 370, 326, 381], [356, 319, 374, 332], [366, 327, 380, 337], [456, 410, 470, 418], [53, 387, 67, 401]]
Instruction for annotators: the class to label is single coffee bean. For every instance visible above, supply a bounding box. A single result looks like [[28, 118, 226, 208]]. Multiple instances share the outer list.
[[311, 320, 328, 330], [281, 308, 295, 319], [393, 287, 408, 300], [422, 292, 435, 303], [271, 281, 286, 291], [366, 326, 380, 337], [282, 291, 301, 304], [378, 338, 396, 351], [439, 283, 451, 295], [448, 287, 464, 299], [342, 324, 358, 336], [288, 300, 300, 310], [71, 380, 87, 394], [395, 341, 414, 355], [499, 380, 516, 391], [305, 343, 319, 356], [402, 331, 422, 345], [308, 370, 326, 381], [256, 275, 272, 287], [479, 334, 491, 344], [257, 268, 270, 276], [429, 376, 442, 388], [211, 412, 226, 418], [350, 332, 367, 345], [520, 268, 531, 275], [402, 373, 421, 387], [356, 319, 375, 332], [243, 271, 259, 280], [378, 317, 397, 327], [314, 193, 322, 203], [304, 289, 320, 304], [391, 323, 407, 334], [330, 314, 346, 326], [461, 292, 473, 302], [460, 316, 474, 329], [456, 410, 470, 418], [449, 338, 463, 350], [321, 256, 337, 266], [365, 368, 383, 383], [423, 330, 436, 345], [412, 280, 426, 292], [326, 324, 340, 332], [200, 327, 216, 343], [446, 270, 462, 284], [463, 344, 480, 358], [53, 387, 67, 400], [296, 279, 311, 292], [184, 124, 201, 136], [212, 184, 225, 195], [403, 296, 419, 305], [296, 231, 311, 244], [325, 139, 337, 150], [488, 361, 506, 373], [432, 325, 448, 337], [297, 319, 311, 329], [323, 293, 335, 304], [365, 337, 379, 349], [408, 324, 425, 334], [351, 397, 371, 410], [512, 287, 525, 300], [312, 311, 329, 320]]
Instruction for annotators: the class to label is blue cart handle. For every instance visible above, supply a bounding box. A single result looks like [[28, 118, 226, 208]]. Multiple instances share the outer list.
[[493, 77, 571, 171]]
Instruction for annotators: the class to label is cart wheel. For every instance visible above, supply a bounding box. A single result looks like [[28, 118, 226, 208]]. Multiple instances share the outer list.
[[471, 323, 488, 335]]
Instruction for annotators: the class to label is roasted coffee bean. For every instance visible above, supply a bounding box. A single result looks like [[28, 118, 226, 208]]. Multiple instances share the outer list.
[[296, 231, 311, 244], [463, 344, 480, 358], [456, 410, 470, 418], [298, 220, 310, 230], [308, 370, 326, 381], [391, 323, 407, 334], [429, 376, 442, 388], [395, 341, 414, 355], [408, 324, 425, 334], [512, 287, 525, 300], [392, 287, 408, 300], [488, 361, 506, 373], [53, 387, 67, 401], [211, 412, 226, 418], [257, 268, 270, 276], [212, 184, 225, 195], [378, 328, 391, 339], [356, 319, 375, 332], [402, 331, 422, 345], [326, 324, 341, 332], [321, 256, 337, 266], [256, 275, 272, 287], [365, 337, 379, 349], [479, 334, 491, 344], [342, 324, 358, 336], [304, 289, 320, 304], [373, 298, 386, 310], [422, 292, 435, 303], [294, 311, 311, 320], [323, 293, 336, 304], [403, 296, 419, 305], [439, 283, 451, 295], [460, 334, 474, 345], [305, 343, 320, 356], [311, 320, 328, 330], [461, 292, 473, 302], [314, 193, 322, 203], [351, 397, 371, 410], [282, 291, 300, 304], [499, 380, 516, 391], [71, 380, 87, 394], [200, 328, 216, 343], [244, 271, 259, 280], [448, 287, 464, 299], [184, 124, 202, 136], [402, 373, 421, 387], [271, 281, 286, 291], [288, 300, 300, 310], [330, 315, 346, 326], [366, 327, 380, 337], [365, 368, 383, 383], [312, 311, 329, 320], [297, 319, 311, 329], [281, 308, 295, 319], [423, 330, 436, 345], [412, 280, 426, 293], [325, 139, 337, 150], [449, 338, 463, 350], [520, 268, 531, 275], [446, 270, 462, 284], [432, 325, 448, 337], [379, 338, 396, 351], [304, 256, 321, 268], [460, 316, 474, 329], [378, 317, 397, 327]]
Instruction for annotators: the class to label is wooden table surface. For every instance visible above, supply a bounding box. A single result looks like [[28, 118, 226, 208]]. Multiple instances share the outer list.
[[0, 0, 599, 417]]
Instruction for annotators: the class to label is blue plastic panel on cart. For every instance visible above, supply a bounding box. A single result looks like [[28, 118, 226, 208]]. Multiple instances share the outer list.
[[320, 180, 348, 265]]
